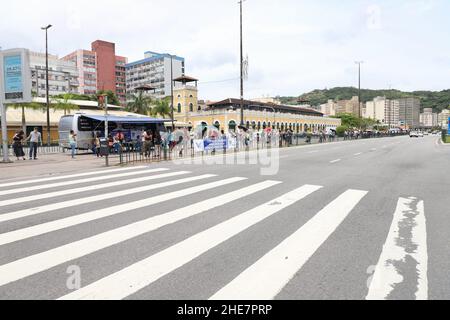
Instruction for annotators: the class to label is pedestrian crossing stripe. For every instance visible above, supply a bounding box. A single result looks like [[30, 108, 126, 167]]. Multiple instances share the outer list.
[[0, 169, 178, 208], [0, 168, 169, 197], [0, 179, 278, 288], [0, 170, 429, 301], [210, 189, 368, 300], [366, 197, 428, 300], [0, 174, 232, 245], [0, 171, 193, 224], [0, 166, 149, 189], [59, 184, 322, 300]]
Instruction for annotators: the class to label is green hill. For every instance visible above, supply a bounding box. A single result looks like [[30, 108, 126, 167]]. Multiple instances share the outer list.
[[278, 87, 450, 113]]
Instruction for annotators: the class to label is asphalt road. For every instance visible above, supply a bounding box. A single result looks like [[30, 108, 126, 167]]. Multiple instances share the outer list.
[[0, 135, 449, 300]]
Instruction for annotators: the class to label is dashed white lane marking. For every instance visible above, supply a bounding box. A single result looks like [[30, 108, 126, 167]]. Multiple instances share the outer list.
[[354, 153, 363, 156], [210, 189, 368, 300], [366, 197, 428, 300], [58, 184, 322, 300], [330, 159, 341, 164]]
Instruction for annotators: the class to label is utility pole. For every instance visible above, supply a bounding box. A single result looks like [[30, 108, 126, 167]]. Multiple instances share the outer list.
[[355, 61, 363, 118], [42, 24, 52, 147], [239, 0, 245, 126]]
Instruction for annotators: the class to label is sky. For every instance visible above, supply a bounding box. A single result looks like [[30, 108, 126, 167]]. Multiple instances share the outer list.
[[0, 0, 449, 101]]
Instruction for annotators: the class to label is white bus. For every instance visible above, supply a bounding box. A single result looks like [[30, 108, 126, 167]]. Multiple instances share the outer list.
[[58, 113, 166, 151]]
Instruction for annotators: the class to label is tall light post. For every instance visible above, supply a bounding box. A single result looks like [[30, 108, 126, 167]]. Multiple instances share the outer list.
[[170, 55, 175, 131], [355, 61, 363, 119], [42, 24, 52, 146], [239, 0, 246, 127]]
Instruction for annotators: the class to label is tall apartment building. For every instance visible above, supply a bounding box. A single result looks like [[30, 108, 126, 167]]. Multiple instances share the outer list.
[[397, 97, 421, 129], [364, 97, 400, 128], [126, 51, 185, 98], [320, 99, 337, 117], [336, 96, 360, 116], [62, 50, 97, 95], [29, 51, 79, 98], [62, 40, 127, 105], [420, 108, 438, 128]]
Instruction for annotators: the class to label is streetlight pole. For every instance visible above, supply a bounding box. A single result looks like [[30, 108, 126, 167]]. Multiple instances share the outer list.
[[42, 24, 52, 147], [170, 55, 175, 132], [355, 61, 363, 118], [239, 0, 245, 127]]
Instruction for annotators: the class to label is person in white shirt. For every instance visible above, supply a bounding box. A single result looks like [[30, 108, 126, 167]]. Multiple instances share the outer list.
[[25, 127, 42, 160]]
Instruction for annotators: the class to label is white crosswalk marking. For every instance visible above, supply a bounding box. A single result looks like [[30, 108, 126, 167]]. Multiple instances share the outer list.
[[0, 168, 168, 197], [0, 174, 224, 245], [210, 189, 368, 300], [0, 179, 277, 288], [366, 197, 428, 300], [59, 184, 322, 300], [0, 166, 148, 189], [0, 168, 172, 207], [0, 171, 192, 224]]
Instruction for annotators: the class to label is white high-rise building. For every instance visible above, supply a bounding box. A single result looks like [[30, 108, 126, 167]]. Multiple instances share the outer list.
[[126, 51, 185, 98], [438, 109, 450, 129], [420, 108, 438, 128], [364, 97, 399, 128], [30, 51, 79, 98]]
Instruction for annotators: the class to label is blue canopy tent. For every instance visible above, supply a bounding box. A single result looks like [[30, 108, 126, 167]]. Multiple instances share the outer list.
[[80, 115, 165, 124], [79, 115, 167, 141]]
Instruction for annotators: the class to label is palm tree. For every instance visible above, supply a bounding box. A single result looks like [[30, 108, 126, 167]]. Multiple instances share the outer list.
[[8, 100, 47, 134], [52, 93, 79, 116], [151, 97, 172, 119], [126, 91, 153, 116]]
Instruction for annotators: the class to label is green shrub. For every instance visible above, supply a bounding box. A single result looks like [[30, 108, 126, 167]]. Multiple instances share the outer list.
[[336, 126, 349, 137]]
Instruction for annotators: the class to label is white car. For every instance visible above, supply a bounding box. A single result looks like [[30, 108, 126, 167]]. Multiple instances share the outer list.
[[410, 131, 424, 138]]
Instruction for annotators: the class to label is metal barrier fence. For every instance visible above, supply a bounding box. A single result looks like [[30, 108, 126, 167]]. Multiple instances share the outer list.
[[112, 131, 408, 166], [0, 132, 408, 164], [0, 143, 64, 158]]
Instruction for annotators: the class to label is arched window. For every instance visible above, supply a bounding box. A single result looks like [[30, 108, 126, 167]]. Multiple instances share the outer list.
[[177, 94, 181, 98], [189, 103, 193, 112], [251, 121, 256, 129], [263, 122, 267, 129], [246, 121, 250, 129], [214, 121, 220, 130], [257, 121, 261, 130], [198, 105, 202, 111], [189, 94, 193, 98], [177, 103, 182, 113]]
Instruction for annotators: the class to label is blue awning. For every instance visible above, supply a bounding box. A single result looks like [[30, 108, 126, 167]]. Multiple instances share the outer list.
[[81, 115, 165, 124]]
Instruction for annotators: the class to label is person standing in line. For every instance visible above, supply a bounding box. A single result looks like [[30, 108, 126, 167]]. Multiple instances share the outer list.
[[69, 130, 77, 159], [12, 130, 26, 161], [25, 127, 42, 160], [94, 134, 101, 158]]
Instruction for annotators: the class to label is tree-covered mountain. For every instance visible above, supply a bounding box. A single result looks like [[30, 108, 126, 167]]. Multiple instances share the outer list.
[[278, 87, 450, 113]]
